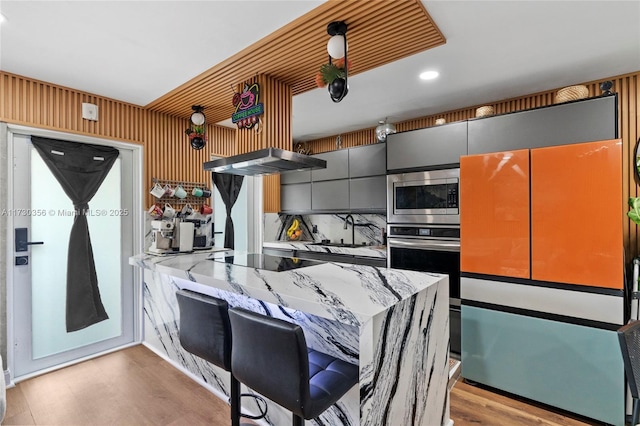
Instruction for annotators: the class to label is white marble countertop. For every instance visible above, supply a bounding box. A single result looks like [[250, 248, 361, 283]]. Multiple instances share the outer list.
[[263, 241, 387, 258], [130, 251, 446, 326]]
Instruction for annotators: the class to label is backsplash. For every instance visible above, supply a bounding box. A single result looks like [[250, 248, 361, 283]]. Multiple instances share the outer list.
[[264, 213, 386, 246]]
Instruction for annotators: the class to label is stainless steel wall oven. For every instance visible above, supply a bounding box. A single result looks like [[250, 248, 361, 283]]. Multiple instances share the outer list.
[[387, 167, 462, 355]]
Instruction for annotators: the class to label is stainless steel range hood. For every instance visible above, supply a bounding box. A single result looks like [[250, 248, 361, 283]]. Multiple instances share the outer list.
[[203, 147, 326, 176]]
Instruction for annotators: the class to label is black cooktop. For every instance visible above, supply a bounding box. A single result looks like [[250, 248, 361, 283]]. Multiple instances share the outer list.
[[211, 253, 323, 272]]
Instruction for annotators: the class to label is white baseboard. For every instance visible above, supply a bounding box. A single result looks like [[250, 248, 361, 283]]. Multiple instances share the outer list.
[[3, 370, 11, 389]]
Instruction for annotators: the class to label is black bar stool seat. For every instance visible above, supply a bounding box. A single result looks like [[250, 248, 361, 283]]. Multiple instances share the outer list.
[[229, 307, 359, 425], [618, 320, 640, 426], [176, 289, 240, 426]]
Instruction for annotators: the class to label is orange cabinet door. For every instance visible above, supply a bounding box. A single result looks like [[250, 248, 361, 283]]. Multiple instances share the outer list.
[[531, 139, 623, 289], [461, 150, 530, 278]]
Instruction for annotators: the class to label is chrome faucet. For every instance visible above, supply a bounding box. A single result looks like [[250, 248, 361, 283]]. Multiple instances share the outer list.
[[344, 214, 355, 246]]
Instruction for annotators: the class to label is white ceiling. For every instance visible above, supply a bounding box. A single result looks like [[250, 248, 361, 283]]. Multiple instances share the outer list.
[[1, 1, 639, 142]]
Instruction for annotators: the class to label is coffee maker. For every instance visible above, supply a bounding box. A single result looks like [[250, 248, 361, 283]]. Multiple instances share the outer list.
[[149, 220, 175, 254], [149, 219, 195, 254], [183, 218, 213, 249]]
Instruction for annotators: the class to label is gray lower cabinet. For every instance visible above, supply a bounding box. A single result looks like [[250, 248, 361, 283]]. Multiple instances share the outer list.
[[387, 121, 468, 172], [281, 183, 311, 212], [311, 180, 349, 211], [349, 143, 386, 177], [349, 176, 386, 211], [468, 95, 617, 154]]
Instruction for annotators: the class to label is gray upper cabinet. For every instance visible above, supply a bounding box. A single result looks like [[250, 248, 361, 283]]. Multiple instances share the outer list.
[[281, 144, 387, 213], [467, 95, 617, 155], [281, 183, 311, 212], [311, 150, 349, 181], [349, 143, 386, 177], [311, 180, 349, 211], [280, 169, 311, 184], [386, 121, 468, 172]]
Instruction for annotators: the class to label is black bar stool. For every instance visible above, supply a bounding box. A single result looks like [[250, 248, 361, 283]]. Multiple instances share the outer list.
[[228, 307, 360, 426], [618, 320, 640, 426], [176, 290, 266, 426]]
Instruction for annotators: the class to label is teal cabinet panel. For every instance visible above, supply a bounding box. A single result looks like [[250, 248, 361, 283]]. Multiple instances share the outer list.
[[461, 306, 624, 425]]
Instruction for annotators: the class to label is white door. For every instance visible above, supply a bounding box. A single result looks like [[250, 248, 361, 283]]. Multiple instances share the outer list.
[[9, 132, 139, 380]]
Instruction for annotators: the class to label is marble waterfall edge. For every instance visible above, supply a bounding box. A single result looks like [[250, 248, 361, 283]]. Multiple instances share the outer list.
[[132, 252, 450, 425]]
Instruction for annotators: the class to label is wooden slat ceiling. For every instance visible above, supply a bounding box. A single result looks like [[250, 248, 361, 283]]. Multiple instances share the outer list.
[[146, 0, 445, 125]]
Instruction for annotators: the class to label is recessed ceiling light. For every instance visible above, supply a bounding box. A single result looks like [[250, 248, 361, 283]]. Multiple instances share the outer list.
[[419, 70, 439, 81]]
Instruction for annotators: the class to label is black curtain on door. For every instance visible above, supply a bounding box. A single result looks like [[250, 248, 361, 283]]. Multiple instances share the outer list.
[[31, 136, 119, 332], [212, 173, 244, 249]]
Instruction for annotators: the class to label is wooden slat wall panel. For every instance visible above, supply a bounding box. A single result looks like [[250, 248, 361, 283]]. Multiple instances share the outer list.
[[146, 0, 445, 124], [234, 74, 291, 213], [0, 72, 145, 143], [306, 71, 640, 259], [263, 175, 281, 213], [0, 71, 237, 209], [140, 113, 236, 208]]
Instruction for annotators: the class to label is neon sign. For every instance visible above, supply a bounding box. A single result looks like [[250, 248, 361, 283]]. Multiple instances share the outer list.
[[232, 83, 264, 129]]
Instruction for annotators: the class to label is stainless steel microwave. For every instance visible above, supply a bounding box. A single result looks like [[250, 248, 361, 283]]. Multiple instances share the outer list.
[[387, 168, 460, 224]]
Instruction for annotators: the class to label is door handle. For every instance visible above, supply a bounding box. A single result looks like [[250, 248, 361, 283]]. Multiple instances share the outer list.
[[15, 228, 44, 252]]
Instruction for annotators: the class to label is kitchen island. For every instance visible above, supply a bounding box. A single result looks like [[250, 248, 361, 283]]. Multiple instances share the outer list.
[[130, 251, 450, 426]]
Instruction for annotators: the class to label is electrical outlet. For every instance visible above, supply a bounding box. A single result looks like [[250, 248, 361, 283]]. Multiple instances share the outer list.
[[312, 225, 318, 233]]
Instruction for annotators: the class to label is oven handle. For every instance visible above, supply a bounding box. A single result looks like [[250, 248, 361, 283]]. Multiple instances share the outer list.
[[387, 238, 460, 252]]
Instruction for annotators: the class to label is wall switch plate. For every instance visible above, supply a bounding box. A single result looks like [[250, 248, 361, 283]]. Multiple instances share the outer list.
[[82, 102, 99, 121]]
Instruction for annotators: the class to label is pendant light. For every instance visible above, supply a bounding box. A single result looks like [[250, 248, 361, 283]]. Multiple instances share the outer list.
[[326, 21, 349, 103], [185, 105, 206, 150]]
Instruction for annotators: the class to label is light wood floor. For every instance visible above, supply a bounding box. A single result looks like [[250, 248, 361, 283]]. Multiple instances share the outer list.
[[4, 345, 603, 425]]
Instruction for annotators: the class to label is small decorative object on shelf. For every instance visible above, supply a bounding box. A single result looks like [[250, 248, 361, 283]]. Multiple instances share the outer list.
[[600, 80, 614, 95], [295, 141, 311, 155], [555, 85, 589, 104], [435, 118, 446, 125], [375, 118, 397, 143], [475, 106, 495, 117]]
